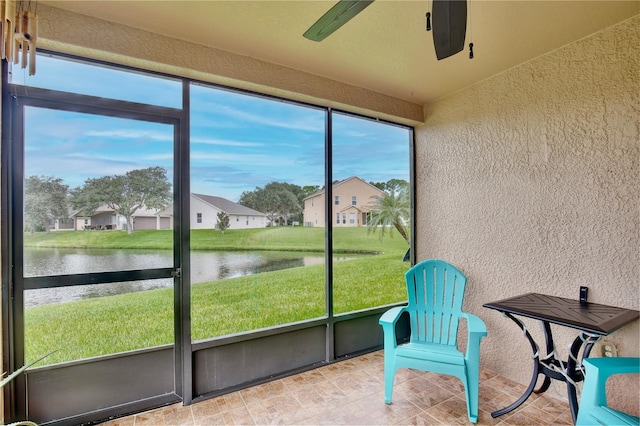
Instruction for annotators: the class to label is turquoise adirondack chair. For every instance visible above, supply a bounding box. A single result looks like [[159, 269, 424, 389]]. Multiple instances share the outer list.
[[379, 259, 487, 423], [576, 357, 640, 425]]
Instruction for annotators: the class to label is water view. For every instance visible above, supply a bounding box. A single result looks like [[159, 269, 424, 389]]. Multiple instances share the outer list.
[[24, 248, 338, 307]]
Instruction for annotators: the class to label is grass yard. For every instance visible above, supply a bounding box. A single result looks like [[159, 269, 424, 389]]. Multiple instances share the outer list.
[[23, 226, 410, 365], [23, 226, 403, 254]]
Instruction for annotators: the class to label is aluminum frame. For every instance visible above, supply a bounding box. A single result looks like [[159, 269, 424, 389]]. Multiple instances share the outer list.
[[1, 53, 415, 425]]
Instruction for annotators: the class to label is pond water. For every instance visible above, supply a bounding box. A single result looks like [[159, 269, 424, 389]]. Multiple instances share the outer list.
[[23, 248, 337, 307]]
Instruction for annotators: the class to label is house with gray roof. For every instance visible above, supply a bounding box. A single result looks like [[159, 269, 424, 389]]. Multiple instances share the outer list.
[[71, 205, 170, 231], [158, 193, 267, 230]]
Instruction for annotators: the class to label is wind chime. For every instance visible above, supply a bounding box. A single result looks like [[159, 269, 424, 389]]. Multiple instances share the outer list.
[[1, 0, 38, 75]]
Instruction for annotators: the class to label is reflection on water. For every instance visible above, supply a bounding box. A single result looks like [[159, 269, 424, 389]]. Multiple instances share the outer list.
[[23, 248, 340, 307], [25, 279, 172, 308], [24, 248, 173, 276]]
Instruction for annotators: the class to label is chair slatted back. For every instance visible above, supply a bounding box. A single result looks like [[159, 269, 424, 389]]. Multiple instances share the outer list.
[[405, 259, 467, 346]]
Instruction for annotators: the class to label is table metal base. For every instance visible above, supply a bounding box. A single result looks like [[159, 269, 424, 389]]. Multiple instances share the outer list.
[[490, 313, 599, 424]]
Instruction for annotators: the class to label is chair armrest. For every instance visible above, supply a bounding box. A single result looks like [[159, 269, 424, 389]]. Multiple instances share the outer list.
[[461, 312, 487, 361], [379, 306, 407, 327], [461, 312, 487, 337], [379, 306, 408, 350], [583, 357, 640, 376], [578, 357, 640, 423], [583, 357, 640, 378]]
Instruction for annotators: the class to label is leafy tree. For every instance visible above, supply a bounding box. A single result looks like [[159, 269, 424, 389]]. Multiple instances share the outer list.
[[70, 167, 171, 235], [217, 211, 230, 233], [239, 181, 302, 226], [384, 179, 409, 194], [370, 179, 408, 194], [366, 181, 410, 245], [369, 181, 386, 191], [239, 187, 267, 221], [24, 175, 69, 233], [301, 185, 320, 197]]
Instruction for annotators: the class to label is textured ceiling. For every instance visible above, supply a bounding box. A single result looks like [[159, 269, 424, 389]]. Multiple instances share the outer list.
[[41, 0, 639, 105]]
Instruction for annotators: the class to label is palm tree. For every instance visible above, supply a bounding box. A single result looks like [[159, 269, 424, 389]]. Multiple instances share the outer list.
[[366, 185, 410, 245]]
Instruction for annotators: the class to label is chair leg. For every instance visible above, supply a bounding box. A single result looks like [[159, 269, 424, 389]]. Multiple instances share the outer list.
[[383, 359, 395, 404], [464, 364, 480, 423]]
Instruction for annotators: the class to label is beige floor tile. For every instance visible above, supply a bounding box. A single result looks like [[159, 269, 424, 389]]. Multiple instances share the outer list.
[[99, 417, 136, 426], [98, 350, 576, 426], [215, 391, 246, 413], [191, 398, 222, 420], [424, 396, 472, 425]]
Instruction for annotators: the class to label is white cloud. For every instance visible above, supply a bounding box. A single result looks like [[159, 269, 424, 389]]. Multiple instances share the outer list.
[[85, 129, 173, 142], [190, 136, 264, 147], [219, 105, 324, 133], [190, 151, 295, 166]]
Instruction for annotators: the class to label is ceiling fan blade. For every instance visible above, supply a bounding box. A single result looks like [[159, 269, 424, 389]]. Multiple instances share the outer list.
[[432, 0, 467, 60], [303, 0, 374, 42]]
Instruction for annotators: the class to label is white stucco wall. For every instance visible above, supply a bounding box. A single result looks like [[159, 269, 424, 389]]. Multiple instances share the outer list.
[[190, 197, 221, 230], [190, 197, 266, 230], [228, 213, 267, 230], [415, 15, 639, 412]]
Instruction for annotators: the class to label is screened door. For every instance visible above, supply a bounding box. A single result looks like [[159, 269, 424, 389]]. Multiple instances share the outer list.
[[4, 89, 187, 423]]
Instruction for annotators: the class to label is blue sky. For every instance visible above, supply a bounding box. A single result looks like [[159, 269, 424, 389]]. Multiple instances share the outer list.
[[17, 55, 410, 202]]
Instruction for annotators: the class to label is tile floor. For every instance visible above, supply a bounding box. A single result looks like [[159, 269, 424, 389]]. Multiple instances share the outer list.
[[100, 350, 574, 425]]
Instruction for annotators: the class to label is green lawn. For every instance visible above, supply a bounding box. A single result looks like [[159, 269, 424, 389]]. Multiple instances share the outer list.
[[23, 226, 410, 365], [23, 226, 403, 254]]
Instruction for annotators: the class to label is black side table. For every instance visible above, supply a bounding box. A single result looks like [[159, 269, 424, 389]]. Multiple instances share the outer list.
[[483, 292, 639, 424]]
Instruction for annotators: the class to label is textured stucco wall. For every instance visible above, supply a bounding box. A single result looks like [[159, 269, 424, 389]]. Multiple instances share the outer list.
[[415, 15, 639, 412]]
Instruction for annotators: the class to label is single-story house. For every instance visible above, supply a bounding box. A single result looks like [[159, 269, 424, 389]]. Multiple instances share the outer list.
[[72, 206, 171, 231], [158, 193, 267, 230], [47, 208, 76, 231]]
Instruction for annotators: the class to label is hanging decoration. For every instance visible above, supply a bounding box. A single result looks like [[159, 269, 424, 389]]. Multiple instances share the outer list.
[[425, 1, 432, 32], [467, 0, 474, 59], [1, 0, 38, 75]]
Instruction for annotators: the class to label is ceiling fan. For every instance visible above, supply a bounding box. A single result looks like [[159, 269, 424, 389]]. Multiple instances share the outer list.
[[303, 0, 468, 60]]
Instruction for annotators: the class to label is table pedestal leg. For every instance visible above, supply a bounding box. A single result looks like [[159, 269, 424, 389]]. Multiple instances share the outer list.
[[534, 321, 554, 395], [491, 315, 601, 424], [565, 332, 598, 424], [491, 313, 540, 418]]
